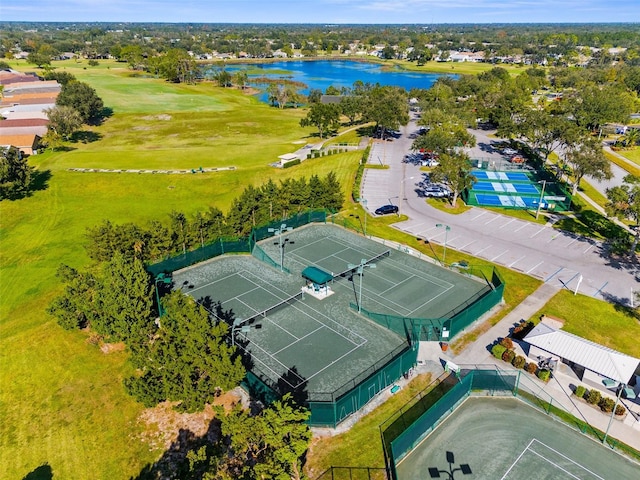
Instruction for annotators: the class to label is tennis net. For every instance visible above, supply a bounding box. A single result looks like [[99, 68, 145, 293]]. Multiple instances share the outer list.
[[333, 249, 391, 281], [248, 290, 304, 321]]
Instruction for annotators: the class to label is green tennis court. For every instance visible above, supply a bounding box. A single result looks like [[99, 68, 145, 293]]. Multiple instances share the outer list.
[[172, 255, 406, 399], [263, 224, 487, 320], [170, 224, 502, 425], [395, 397, 640, 479]]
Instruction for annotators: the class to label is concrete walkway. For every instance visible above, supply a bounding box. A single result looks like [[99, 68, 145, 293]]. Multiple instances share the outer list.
[[415, 281, 640, 453]]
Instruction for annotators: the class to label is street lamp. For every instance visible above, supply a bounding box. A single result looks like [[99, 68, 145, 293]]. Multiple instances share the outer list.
[[357, 197, 368, 237], [428, 451, 472, 479], [435, 223, 451, 266], [602, 378, 636, 445], [348, 259, 376, 313], [154, 273, 172, 317], [268, 223, 294, 272], [349, 214, 364, 236]]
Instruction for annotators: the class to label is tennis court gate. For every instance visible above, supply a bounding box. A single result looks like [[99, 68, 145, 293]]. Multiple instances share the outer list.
[[380, 369, 521, 480]]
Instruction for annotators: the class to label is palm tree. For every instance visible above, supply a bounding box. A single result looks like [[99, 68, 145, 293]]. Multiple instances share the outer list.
[[622, 128, 640, 148]]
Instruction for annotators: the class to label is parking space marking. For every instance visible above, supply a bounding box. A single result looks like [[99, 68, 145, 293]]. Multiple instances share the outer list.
[[460, 240, 476, 251], [526, 261, 544, 274], [545, 267, 564, 282], [529, 227, 545, 238], [470, 211, 487, 221], [583, 243, 595, 254], [497, 219, 516, 229], [484, 216, 500, 225], [546, 233, 561, 243], [508, 255, 526, 268], [491, 250, 509, 262], [473, 245, 492, 256], [515, 223, 529, 232]]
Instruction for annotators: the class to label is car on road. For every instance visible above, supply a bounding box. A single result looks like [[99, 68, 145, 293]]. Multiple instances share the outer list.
[[375, 204, 399, 215], [503, 147, 518, 155]]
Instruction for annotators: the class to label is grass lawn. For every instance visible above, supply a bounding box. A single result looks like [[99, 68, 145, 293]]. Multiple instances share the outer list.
[[0, 63, 362, 479], [614, 146, 640, 168], [390, 59, 525, 76], [605, 150, 640, 177], [304, 372, 434, 478], [529, 290, 640, 357]]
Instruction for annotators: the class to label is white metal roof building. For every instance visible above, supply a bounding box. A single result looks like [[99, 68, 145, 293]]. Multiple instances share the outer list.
[[524, 321, 640, 385]]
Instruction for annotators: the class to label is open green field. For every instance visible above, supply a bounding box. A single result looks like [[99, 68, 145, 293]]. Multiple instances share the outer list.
[[529, 290, 640, 357], [0, 61, 361, 479]]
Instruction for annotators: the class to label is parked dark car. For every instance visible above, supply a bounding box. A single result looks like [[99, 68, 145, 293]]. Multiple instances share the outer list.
[[375, 204, 399, 215]]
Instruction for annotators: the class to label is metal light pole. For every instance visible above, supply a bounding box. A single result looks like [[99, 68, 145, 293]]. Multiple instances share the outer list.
[[536, 180, 547, 220], [268, 223, 293, 272], [348, 259, 376, 313], [357, 198, 368, 237], [435, 223, 451, 266], [154, 273, 172, 317], [602, 379, 636, 445]]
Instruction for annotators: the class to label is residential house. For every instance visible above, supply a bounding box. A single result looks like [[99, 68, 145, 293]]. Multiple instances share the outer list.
[[0, 133, 42, 155]]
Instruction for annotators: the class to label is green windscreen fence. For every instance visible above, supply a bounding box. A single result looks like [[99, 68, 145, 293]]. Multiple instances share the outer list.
[[382, 369, 520, 478], [244, 343, 418, 428], [147, 209, 328, 276], [352, 266, 504, 343]]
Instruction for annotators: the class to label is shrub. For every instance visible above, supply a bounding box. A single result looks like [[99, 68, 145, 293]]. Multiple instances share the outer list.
[[512, 355, 526, 369], [491, 344, 507, 360], [525, 362, 537, 374], [537, 369, 551, 382], [513, 320, 534, 340], [282, 159, 300, 169], [502, 349, 516, 364], [615, 404, 627, 416], [586, 389, 601, 405], [599, 396, 615, 413], [499, 337, 514, 350], [574, 385, 586, 399]]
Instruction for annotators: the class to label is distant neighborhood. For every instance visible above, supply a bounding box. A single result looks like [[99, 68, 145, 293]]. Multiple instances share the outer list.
[[0, 69, 60, 155]]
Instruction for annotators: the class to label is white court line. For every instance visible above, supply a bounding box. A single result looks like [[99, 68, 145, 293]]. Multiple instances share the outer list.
[[500, 438, 605, 480], [526, 261, 544, 274], [272, 325, 324, 355]]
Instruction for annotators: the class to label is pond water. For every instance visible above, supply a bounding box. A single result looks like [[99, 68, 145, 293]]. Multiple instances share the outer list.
[[205, 60, 454, 102]]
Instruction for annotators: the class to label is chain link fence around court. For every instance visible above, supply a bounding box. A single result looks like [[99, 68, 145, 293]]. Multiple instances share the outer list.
[[351, 265, 504, 343], [380, 368, 640, 480], [147, 209, 329, 276]]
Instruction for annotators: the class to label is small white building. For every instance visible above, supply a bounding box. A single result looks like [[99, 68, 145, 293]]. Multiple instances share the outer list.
[[524, 320, 640, 395], [277, 153, 299, 167]]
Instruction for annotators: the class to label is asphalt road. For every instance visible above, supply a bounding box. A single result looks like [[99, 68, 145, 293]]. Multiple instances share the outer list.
[[360, 117, 638, 305]]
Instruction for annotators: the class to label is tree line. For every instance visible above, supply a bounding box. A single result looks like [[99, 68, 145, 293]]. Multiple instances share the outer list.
[[84, 172, 343, 263], [46, 174, 341, 477]]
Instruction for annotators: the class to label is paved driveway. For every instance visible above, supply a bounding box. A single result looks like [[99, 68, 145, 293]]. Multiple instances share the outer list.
[[360, 121, 638, 305]]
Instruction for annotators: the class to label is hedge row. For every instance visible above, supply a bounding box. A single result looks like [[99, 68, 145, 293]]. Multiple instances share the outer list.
[[574, 386, 627, 416]]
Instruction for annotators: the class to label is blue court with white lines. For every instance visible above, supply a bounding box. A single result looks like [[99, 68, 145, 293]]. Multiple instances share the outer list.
[[472, 170, 533, 182]]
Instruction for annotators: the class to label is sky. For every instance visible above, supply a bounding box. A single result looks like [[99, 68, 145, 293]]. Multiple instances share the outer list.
[[1, 0, 639, 24]]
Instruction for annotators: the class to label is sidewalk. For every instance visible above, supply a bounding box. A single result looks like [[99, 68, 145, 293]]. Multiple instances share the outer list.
[[421, 282, 640, 452]]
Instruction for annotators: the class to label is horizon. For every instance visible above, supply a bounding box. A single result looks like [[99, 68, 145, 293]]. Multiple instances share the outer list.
[[2, 1, 640, 25]]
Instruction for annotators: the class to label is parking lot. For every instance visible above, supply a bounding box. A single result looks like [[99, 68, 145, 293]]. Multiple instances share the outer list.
[[359, 118, 638, 305]]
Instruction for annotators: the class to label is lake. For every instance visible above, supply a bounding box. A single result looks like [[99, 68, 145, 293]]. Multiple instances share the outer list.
[[205, 60, 454, 101]]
